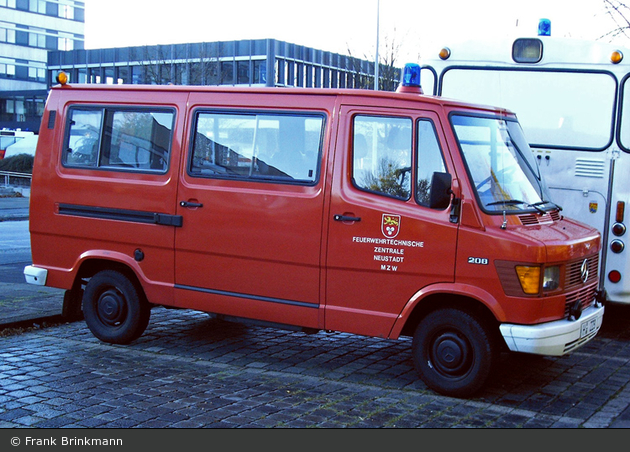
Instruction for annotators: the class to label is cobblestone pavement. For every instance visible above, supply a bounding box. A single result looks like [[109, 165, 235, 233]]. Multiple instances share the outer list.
[[2, 303, 630, 428]]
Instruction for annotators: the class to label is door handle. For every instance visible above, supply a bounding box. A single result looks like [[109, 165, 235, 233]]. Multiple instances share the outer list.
[[334, 214, 361, 222], [180, 201, 203, 208]]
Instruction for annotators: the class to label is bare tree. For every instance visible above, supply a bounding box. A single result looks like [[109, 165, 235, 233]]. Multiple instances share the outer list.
[[601, 0, 630, 41], [129, 43, 222, 86], [376, 31, 403, 92], [343, 54, 373, 90], [346, 29, 403, 92]]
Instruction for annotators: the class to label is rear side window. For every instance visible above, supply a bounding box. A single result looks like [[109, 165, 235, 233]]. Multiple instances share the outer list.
[[62, 107, 174, 172], [620, 76, 630, 152], [190, 110, 324, 184]]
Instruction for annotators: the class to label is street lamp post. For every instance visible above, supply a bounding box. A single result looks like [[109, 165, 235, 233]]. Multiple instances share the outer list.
[[374, 0, 379, 90]]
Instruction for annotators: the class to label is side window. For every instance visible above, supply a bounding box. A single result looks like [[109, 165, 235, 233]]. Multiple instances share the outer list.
[[102, 110, 173, 171], [620, 76, 630, 152], [63, 107, 174, 172], [190, 111, 323, 184], [352, 115, 412, 200], [416, 119, 447, 207], [64, 109, 102, 167]]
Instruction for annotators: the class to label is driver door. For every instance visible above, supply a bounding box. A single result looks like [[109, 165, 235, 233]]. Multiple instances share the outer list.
[[325, 106, 459, 337]]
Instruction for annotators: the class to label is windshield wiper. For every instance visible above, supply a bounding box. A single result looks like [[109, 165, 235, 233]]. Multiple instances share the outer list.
[[486, 199, 526, 207], [487, 199, 547, 214], [530, 200, 563, 212]]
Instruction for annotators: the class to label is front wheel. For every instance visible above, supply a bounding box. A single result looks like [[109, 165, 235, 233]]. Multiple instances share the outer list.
[[412, 308, 497, 398], [82, 270, 150, 344]]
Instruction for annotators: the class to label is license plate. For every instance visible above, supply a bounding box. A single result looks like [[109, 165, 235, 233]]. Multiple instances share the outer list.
[[580, 317, 598, 338]]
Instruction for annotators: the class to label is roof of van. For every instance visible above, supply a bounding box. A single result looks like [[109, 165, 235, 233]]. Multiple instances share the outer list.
[[49, 83, 515, 116]]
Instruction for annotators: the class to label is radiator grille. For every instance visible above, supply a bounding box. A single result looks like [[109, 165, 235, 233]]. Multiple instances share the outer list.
[[564, 283, 598, 318], [563, 254, 599, 319], [566, 254, 599, 289]]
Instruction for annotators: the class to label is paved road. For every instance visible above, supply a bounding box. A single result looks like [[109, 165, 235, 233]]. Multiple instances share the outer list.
[[0, 220, 31, 286], [2, 302, 630, 428]]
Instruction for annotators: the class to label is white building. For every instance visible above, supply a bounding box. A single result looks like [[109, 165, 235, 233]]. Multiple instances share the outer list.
[[0, 0, 84, 130]]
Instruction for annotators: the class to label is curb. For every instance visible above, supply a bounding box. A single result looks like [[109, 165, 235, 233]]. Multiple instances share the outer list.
[[0, 314, 68, 332]]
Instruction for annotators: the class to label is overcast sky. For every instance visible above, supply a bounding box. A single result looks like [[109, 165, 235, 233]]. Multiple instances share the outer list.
[[83, 0, 625, 63]]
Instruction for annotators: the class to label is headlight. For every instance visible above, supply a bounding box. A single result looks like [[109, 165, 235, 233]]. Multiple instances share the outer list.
[[543, 266, 560, 291]]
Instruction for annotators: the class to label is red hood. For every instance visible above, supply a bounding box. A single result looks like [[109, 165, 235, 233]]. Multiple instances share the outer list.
[[506, 216, 600, 262]]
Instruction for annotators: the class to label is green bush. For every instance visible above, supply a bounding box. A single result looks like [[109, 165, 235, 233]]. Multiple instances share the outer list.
[[0, 154, 34, 173]]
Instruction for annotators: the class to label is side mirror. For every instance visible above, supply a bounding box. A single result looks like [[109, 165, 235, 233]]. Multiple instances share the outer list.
[[429, 172, 452, 209]]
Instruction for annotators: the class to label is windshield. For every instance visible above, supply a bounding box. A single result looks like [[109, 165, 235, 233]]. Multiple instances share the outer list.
[[451, 114, 555, 214]]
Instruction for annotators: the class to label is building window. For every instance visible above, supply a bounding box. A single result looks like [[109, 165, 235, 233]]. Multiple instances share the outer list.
[[58, 35, 73, 51], [254, 60, 266, 84], [77, 68, 87, 83], [28, 28, 46, 48], [46, 31, 57, 50], [15, 100, 25, 122], [0, 62, 9, 79], [29, 0, 46, 13], [28, 66, 46, 82], [16, 28, 28, 46], [117, 66, 130, 84], [1, 99, 15, 121], [15, 60, 28, 80], [0, 24, 16, 43], [59, 3, 74, 20], [73, 3, 84, 22], [131, 66, 143, 84], [88, 67, 100, 84], [237, 60, 249, 84], [221, 61, 234, 84]]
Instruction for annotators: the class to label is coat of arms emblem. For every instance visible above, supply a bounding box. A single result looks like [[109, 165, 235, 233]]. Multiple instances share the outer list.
[[381, 214, 401, 238]]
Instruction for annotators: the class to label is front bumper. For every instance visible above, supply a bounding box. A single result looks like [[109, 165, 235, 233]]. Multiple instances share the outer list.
[[24, 265, 48, 286], [499, 303, 605, 356]]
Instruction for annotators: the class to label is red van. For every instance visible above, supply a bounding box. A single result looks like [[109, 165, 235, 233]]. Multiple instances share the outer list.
[[24, 68, 604, 397]]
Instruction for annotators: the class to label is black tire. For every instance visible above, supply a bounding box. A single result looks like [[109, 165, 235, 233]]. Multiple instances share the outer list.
[[412, 308, 496, 398], [82, 270, 150, 344]]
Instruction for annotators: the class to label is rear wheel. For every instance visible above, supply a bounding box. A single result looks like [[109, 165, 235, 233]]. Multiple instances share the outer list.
[[412, 308, 496, 398], [82, 270, 150, 344]]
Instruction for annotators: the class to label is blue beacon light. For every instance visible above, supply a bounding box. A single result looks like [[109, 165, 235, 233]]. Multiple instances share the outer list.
[[396, 63, 423, 94], [538, 18, 551, 36]]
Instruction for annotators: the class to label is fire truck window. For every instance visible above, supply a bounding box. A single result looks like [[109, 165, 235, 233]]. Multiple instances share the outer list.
[[352, 115, 412, 200], [102, 110, 173, 172], [63, 109, 102, 168], [416, 119, 447, 207], [190, 111, 323, 184], [62, 107, 174, 173]]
